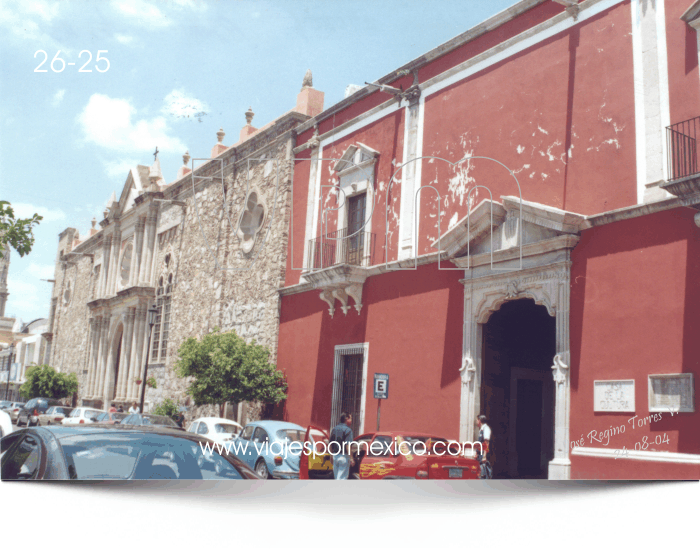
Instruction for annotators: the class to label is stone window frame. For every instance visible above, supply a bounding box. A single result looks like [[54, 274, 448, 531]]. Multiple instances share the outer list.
[[330, 144, 378, 268], [329, 342, 369, 435], [118, 239, 134, 290], [150, 273, 173, 363], [237, 187, 267, 254], [62, 279, 72, 305]]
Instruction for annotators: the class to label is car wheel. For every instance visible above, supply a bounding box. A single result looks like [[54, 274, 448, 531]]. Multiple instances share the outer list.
[[255, 459, 271, 479]]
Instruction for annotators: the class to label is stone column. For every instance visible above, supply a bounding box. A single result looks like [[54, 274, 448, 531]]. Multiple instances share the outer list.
[[95, 314, 111, 402], [128, 304, 146, 400], [146, 208, 159, 285], [398, 90, 422, 260], [548, 270, 572, 480], [99, 236, 111, 297], [116, 308, 135, 400], [89, 317, 104, 398], [139, 212, 156, 285], [131, 217, 146, 287], [459, 283, 479, 449], [107, 228, 121, 295], [84, 319, 96, 399]]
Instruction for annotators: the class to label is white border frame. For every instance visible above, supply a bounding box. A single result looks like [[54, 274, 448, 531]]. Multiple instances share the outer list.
[[331, 342, 369, 434], [593, 379, 636, 412], [648, 373, 695, 413]]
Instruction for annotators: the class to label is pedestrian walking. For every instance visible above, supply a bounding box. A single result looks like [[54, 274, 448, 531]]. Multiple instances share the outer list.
[[117, 405, 124, 413], [329, 412, 354, 480], [109, 404, 117, 413], [176, 411, 185, 428], [128, 402, 140, 414], [476, 414, 493, 479]]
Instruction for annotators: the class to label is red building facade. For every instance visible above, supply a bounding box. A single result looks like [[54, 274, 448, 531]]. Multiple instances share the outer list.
[[278, 0, 700, 479]]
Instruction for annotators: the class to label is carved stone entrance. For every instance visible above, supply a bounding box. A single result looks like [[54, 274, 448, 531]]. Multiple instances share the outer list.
[[440, 196, 586, 480]]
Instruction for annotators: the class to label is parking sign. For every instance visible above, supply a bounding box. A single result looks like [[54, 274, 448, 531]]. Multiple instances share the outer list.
[[374, 373, 389, 399]]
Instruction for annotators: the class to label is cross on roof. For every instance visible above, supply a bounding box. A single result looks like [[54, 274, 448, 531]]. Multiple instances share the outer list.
[[153, 147, 159, 160]]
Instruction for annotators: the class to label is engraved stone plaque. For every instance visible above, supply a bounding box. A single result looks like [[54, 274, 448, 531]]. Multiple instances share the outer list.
[[648, 374, 695, 413], [594, 380, 635, 412]]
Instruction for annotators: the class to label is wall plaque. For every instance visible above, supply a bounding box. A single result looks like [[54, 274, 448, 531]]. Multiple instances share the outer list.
[[648, 373, 695, 413], [594, 380, 635, 412]]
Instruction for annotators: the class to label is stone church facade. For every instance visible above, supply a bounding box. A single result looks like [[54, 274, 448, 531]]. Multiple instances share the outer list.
[[47, 76, 324, 420]]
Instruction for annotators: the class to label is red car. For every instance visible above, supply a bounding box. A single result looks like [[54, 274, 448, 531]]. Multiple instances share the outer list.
[[299, 427, 480, 480]]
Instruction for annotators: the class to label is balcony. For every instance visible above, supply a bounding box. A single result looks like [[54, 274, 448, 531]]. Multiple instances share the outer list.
[[661, 116, 700, 206], [667, 116, 699, 181], [306, 228, 376, 271]]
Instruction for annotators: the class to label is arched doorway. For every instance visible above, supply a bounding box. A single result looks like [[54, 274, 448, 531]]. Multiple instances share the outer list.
[[481, 299, 555, 479]]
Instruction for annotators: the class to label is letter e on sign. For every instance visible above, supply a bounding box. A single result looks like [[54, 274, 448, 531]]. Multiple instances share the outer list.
[[374, 373, 389, 399]]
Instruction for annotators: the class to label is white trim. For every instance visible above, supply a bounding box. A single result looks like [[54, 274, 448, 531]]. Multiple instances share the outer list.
[[415, 94, 425, 257], [655, 0, 671, 183], [631, 0, 646, 203], [656, 0, 670, 182], [331, 342, 369, 435], [304, 145, 323, 274], [399, 103, 411, 258], [421, 0, 625, 99], [571, 446, 700, 464]]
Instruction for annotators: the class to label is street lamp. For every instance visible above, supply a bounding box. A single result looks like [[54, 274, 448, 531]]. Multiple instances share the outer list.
[[4, 343, 15, 401], [139, 303, 159, 414]]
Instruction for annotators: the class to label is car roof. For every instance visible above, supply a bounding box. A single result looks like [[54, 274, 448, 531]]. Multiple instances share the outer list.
[[194, 417, 242, 424], [245, 420, 305, 430], [36, 424, 200, 440]]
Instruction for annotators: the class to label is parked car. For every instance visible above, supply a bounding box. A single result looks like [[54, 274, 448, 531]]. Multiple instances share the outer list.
[[0, 424, 262, 480], [94, 411, 128, 424], [0, 409, 12, 439], [37, 406, 75, 426], [227, 420, 305, 479], [17, 398, 62, 427], [61, 407, 103, 425], [299, 429, 481, 480], [188, 417, 243, 445], [120, 413, 182, 430], [0, 401, 12, 410], [5, 402, 26, 423]]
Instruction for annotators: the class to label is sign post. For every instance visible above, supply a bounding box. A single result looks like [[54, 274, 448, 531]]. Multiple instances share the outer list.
[[373, 373, 389, 431]]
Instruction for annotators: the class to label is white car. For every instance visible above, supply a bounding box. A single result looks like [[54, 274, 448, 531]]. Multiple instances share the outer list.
[[188, 417, 243, 445], [0, 409, 12, 438], [62, 407, 103, 425]]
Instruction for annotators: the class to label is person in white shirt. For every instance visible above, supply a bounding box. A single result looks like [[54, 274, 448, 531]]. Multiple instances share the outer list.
[[476, 415, 492, 479], [128, 402, 140, 414]]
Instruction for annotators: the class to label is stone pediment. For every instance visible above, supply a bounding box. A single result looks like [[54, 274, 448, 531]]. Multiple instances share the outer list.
[[304, 264, 369, 317], [433, 196, 588, 261]]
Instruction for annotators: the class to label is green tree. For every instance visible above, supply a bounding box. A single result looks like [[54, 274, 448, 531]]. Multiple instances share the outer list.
[[19, 365, 78, 400], [175, 328, 287, 417], [0, 201, 43, 258], [153, 397, 180, 421]]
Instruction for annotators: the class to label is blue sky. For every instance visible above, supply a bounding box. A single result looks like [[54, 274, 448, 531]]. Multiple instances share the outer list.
[[0, 0, 518, 322]]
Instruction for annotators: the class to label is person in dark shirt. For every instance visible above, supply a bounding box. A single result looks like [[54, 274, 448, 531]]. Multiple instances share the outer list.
[[329, 412, 354, 479], [176, 412, 185, 428], [476, 414, 493, 479]]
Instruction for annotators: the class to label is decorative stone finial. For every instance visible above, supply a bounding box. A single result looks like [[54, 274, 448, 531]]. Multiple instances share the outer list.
[[91, 218, 96, 229], [245, 107, 254, 125], [302, 69, 313, 90], [183, 150, 191, 165], [216, 128, 225, 144]]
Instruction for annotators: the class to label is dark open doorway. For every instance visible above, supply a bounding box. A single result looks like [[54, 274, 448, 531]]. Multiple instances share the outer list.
[[481, 299, 555, 479]]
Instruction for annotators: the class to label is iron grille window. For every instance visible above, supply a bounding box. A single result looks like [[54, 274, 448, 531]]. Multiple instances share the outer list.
[[151, 278, 164, 362], [151, 274, 173, 362], [340, 353, 364, 437], [160, 274, 173, 359]]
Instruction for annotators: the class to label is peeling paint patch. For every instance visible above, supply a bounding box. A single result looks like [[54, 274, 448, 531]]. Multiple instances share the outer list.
[[516, 145, 525, 154], [448, 212, 459, 230], [541, 173, 548, 180], [587, 138, 620, 152], [537, 125, 549, 135]]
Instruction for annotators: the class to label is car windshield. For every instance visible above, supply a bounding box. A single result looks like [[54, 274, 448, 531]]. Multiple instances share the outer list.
[[142, 415, 178, 427], [112, 413, 127, 421], [214, 424, 239, 434], [85, 410, 102, 421], [58, 433, 252, 480], [95, 413, 108, 422], [277, 429, 304, 443]]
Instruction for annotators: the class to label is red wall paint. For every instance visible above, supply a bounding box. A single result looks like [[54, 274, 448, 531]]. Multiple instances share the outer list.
[[666, 0, 700, 125], [279, 263, 464, 437], [419, 1, 637, 259], [569, 208, 700, 477], [571, 455, 700, 479]]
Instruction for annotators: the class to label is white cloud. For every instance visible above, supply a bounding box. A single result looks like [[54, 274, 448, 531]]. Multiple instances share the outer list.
[[11, 203, 66, 223], [51, 89, 65, 107], [114, 33, 135, 45], [0, 0, 64, 49], [162, 89, 208, 120], [110, 0, 171, 27], [5, 274, 51, 320], [104, 158, 139, 179], [78, 93, 186, 154], [27, 263, 55, 279]]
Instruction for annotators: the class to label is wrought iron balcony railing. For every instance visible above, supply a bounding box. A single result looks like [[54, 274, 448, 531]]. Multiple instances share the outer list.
[[667, 116, 699, 181], [306, 228, 376, 271]]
